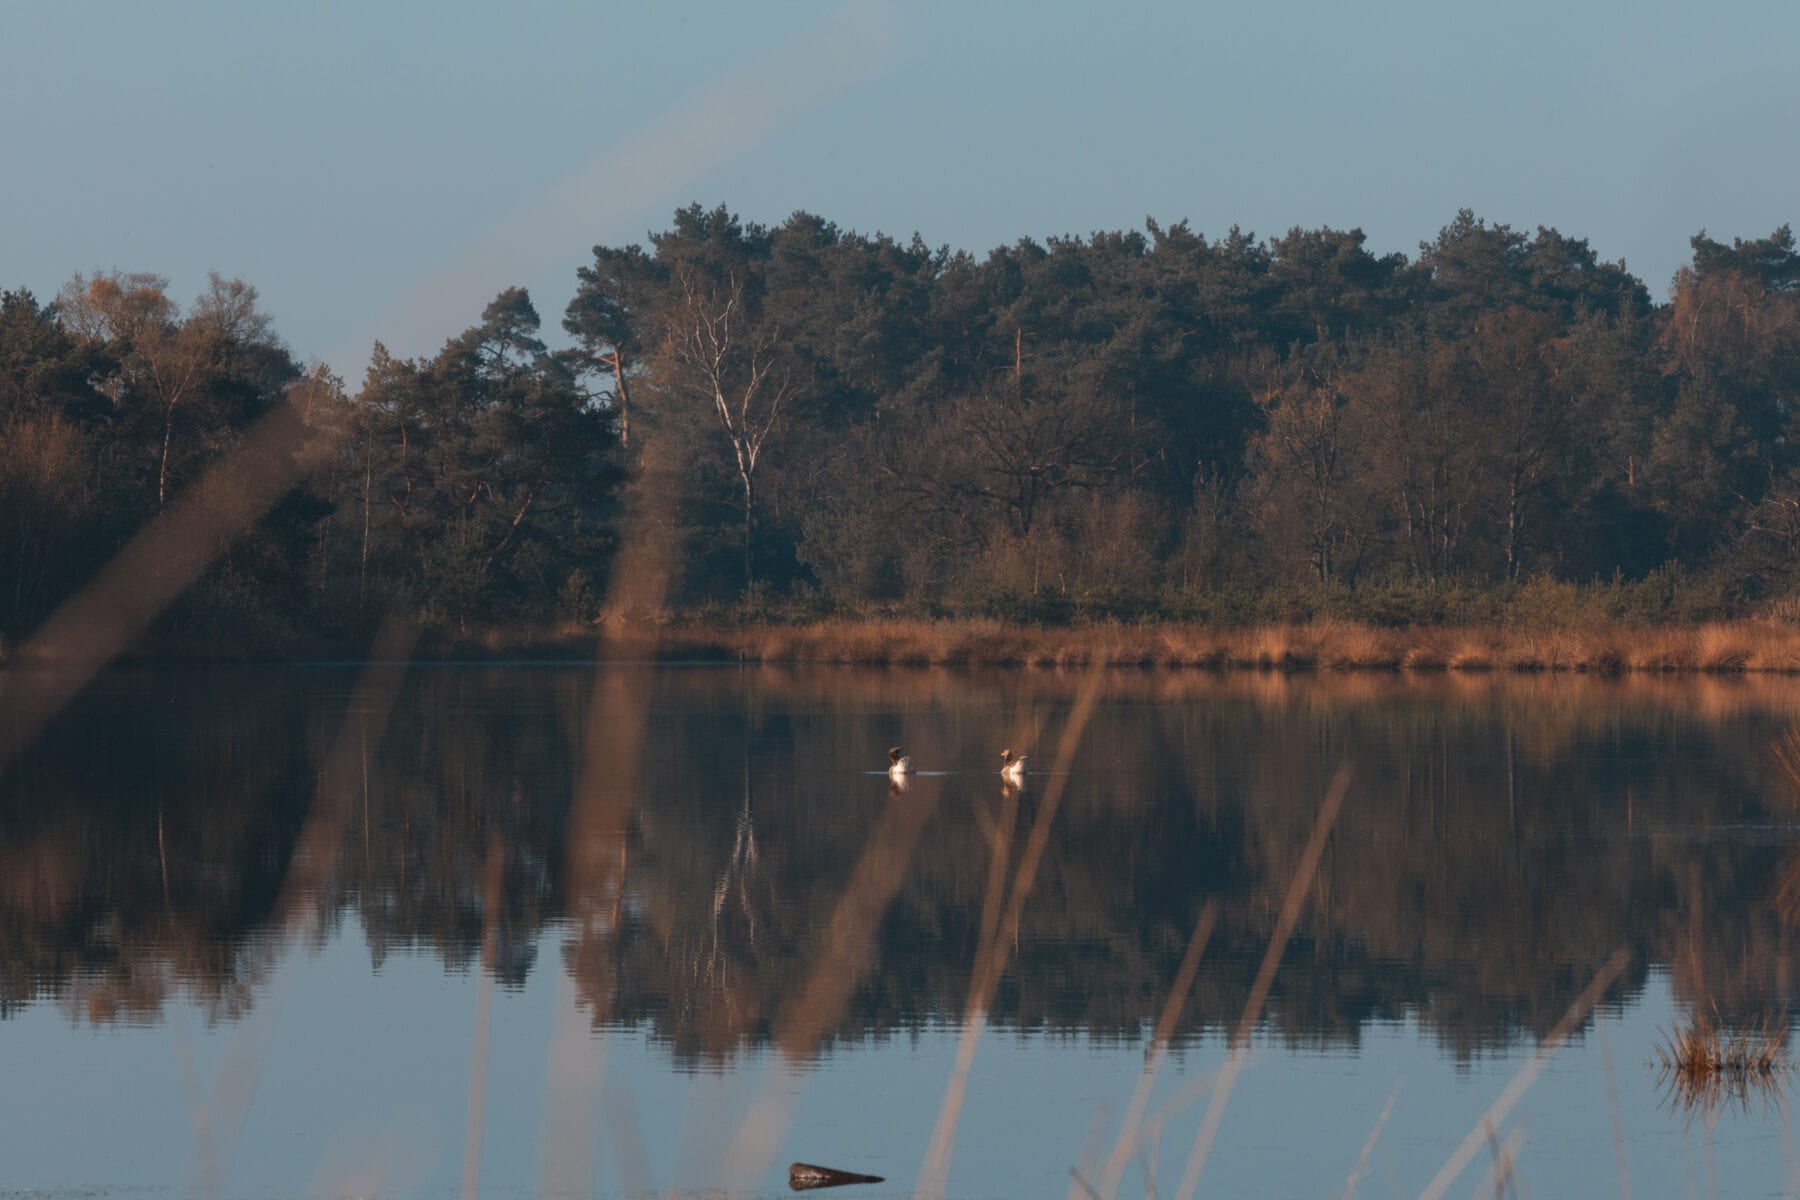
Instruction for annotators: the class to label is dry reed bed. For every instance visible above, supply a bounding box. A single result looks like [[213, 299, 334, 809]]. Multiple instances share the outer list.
[[644, 618, 1800, 672], [1658, 1014, 1787, 1077], [1655, 1010, 1789, 1115], [16, 619, 1800, 673]]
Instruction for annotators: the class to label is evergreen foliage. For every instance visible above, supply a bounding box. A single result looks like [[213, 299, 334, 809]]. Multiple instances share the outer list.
[[5, 206, 1800, 650]]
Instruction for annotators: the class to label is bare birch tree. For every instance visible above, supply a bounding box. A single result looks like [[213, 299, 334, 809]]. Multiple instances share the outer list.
[[664, 269, 795, 591], [1246, 364, 1363, 583]]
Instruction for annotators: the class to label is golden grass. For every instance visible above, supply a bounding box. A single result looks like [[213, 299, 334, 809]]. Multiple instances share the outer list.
[[611, 617, 1800, 674], [1655, 1010, 1789, 1115], [1658, 1014, 1785, 1076], [1773, 727, 1800, 805], [27, 613, 1800, 675]]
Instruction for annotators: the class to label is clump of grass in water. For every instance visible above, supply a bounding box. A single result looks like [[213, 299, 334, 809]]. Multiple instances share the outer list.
[[1654, 1009, 1790, 1116], [1771, 726, 1800, 804], [1764, 726, 1800, 926]]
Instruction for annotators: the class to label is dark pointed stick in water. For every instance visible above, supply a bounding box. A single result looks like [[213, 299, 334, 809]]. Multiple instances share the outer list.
[[789, 1162, 886, 1190]]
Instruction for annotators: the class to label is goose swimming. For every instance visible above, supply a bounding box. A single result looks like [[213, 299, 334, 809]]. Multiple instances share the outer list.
[[888, 745, 913, 780], [999, 748, 1028, 781]]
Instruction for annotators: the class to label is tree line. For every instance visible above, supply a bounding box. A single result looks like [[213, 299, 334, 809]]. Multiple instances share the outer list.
[[4, 208, 1799, 648]]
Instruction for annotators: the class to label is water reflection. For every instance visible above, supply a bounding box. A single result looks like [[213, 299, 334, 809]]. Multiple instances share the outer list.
[[5, 666, 1800, 1066]]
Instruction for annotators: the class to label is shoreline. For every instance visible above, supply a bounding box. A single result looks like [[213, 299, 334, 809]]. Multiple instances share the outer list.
[[14, 617, 1800, 673], [657, 617, 1800, 673]]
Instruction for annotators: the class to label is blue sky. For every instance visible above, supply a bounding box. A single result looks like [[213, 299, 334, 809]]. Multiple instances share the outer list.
[[4, 0, 1796, 379]]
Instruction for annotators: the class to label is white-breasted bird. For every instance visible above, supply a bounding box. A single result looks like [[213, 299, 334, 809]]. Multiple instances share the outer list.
[[999, 748, 1028, 781], [888, 745, 914, 780]]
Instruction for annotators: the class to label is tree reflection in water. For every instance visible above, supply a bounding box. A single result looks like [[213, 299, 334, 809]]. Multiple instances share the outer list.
[[5, 667, 1800, 1067]]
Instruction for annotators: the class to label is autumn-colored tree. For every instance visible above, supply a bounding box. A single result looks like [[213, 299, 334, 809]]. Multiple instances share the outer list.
[[1245, 355, 1365, 584]]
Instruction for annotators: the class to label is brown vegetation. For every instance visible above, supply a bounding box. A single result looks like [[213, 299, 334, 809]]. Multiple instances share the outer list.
[[1655, 1011, 1788, 1115], [588, 616, 1800, 673], [96, 612, 1800, 672]]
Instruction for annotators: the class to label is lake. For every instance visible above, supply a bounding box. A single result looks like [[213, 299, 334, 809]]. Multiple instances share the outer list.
[[4, 664, 1800, 1199]]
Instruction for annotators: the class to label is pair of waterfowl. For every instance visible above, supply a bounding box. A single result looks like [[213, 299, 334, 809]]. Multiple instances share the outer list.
[[886, 746, 1027, 782]]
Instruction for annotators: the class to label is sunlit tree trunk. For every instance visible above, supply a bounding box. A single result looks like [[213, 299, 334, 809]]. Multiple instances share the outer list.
[[609, 350, 632, 449], [666, 271, 792, 593]]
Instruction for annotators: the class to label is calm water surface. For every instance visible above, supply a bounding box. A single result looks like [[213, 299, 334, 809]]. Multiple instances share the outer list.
[[4, 664, 1800, 1198]]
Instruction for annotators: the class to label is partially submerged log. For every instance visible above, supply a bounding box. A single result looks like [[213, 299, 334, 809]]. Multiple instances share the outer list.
[[788, 1161, 886, 1190]]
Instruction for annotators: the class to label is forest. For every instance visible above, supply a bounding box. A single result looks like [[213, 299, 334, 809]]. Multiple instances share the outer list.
[[3, 207, 1799, 653]]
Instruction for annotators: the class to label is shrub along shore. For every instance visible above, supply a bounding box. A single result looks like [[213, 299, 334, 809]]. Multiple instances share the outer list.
[[51, 614, 1773, 673], [15, 616, 1800, 672], [13, 571, 1800, 671], [598, 616, 1800, 672]]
